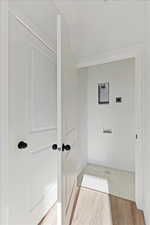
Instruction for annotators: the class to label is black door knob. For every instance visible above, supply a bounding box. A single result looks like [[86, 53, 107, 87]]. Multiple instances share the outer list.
[[62, 144, 71, 151], [18, 141, 28, 149], [52, 144, 58, 150]]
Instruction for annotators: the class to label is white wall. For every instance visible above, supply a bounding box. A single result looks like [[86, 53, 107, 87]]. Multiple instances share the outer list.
[[143, 4, 150, 225], [78, 68, 88, 172], [86, 59, 135, 172]]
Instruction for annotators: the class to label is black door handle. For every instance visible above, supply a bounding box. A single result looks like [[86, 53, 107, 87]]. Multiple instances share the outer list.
[[62, 144, 71, 151], [52, 144, 71, 151], [52, 144, 58, 150], [18, 141, 28, 149]]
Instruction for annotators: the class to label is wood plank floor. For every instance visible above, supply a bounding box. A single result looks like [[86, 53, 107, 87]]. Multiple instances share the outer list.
[[71, 188, 145, 225], [39, 187, 145, 225], [110, 195, 145, 225]]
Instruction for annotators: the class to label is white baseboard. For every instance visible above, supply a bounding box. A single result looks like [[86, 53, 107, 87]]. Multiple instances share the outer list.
[[87, 159, 134, 173], [76, 161, 87, 176]]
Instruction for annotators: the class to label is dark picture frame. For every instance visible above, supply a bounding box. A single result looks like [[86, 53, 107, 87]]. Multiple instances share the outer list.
[[98, 82, 109, 104]]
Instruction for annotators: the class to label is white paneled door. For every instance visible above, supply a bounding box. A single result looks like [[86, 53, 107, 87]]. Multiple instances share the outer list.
[[8, 7, 78, 225], [8, 11, 57, 225]]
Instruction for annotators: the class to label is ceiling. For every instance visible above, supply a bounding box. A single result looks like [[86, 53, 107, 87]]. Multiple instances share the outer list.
[[10, 0, 145, 64], [54, 1, 145, 63]]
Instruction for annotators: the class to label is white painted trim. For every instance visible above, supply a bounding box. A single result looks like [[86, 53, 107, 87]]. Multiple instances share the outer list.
[[0, 2, 9, 225], [15, 15, 56, 54], [30, 126, 57, 134], [134, 53, 144, 210], [78, 45, 144, 210], [88, 159, 134, 174], [77, 45, 144, 68], [76, 162, 87, 177], [9, 11, 56, 54], [30, 144, 52, 154], [57, 14, 63, 225]]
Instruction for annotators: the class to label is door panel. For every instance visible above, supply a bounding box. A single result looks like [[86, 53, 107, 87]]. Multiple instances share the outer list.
[[8, 12, 57, 225], [30, 46, 56, 134], [29, 45, 56, 154]]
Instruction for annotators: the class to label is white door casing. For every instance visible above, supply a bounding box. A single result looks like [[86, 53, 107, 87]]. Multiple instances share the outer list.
[[57, 14, 79, 225], [0, 1, 9, 225]]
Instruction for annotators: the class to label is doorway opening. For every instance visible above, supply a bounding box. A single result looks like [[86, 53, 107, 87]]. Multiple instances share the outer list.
[[78, 58, 136, 201], [69, 57, 144, 225]]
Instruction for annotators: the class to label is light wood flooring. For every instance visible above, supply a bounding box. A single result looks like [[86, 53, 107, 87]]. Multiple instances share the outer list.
[[71, 187, 145, 225], [39, 187, 145, 225]]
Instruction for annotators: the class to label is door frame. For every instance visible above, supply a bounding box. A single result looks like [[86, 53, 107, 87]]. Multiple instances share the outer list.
[[77, 45, 144, 210], [56, 14, 63, 225], [0, 1, 9, 225]]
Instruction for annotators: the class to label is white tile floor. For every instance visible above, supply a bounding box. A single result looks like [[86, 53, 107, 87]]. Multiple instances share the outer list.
[[78, 164, 135, 201]]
